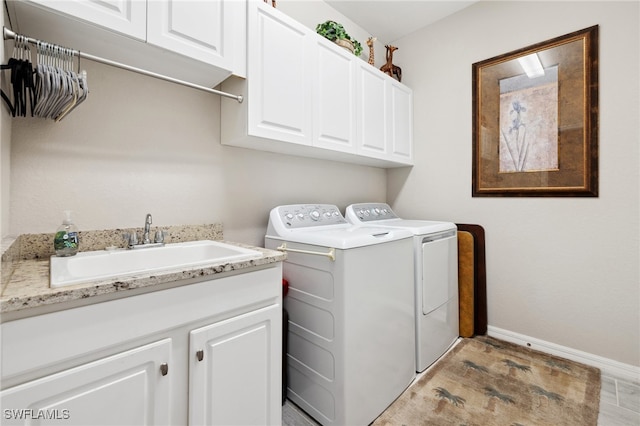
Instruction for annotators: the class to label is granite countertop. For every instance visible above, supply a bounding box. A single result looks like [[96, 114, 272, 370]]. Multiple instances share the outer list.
[[1, 224, 285, 318]]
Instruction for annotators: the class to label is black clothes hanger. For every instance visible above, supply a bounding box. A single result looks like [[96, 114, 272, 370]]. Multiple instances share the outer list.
[[1, 34, 36, 117]]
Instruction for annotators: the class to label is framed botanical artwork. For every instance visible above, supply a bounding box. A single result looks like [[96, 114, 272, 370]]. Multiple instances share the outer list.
[[472, 26, 599, 197]]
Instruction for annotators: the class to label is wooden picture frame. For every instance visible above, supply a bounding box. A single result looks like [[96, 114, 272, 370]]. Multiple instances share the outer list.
[[472, 26, 599, 197]]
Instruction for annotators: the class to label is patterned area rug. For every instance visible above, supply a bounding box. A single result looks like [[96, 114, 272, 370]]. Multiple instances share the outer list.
[[373, 336, 601, 426]]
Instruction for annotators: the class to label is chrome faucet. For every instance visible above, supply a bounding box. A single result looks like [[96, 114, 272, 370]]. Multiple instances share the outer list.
[[143, 213, 153, 244], [123, 213, 165, 249]]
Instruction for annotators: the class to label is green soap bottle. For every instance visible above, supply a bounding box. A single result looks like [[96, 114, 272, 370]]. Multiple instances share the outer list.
[[54, 210, 79, 257]]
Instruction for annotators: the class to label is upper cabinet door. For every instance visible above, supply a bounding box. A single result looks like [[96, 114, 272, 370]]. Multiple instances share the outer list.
[[247, 1, 314, 146], [147, 0, 236, 69], [357, 63, 389, 159], [389, 80, 414, 163], [28, 0, 147, 40], [313, 38, 357, 154]]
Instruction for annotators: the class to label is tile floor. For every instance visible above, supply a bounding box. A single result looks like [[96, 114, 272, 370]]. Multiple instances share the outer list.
[[598, 374, 640, 426], [282, 373, 640, 425]]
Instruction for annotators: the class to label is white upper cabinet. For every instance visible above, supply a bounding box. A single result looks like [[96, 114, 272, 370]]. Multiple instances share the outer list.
[[357, 63, 414, 163], [357, 62, 389, 159], [221, 0, 412, 168], [314, 38, 358, 154], [28, 0, 147, 39], [147, 0, 241, 71], [8, 0, 245, 87], [389, 79, 414, 163], [247, 3, 313, 146]]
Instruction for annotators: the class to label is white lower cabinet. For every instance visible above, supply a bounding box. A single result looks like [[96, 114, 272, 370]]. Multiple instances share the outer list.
[[189, 305, 281, 426], [0, 266, 282, 426], [0, 340, 172, 425]]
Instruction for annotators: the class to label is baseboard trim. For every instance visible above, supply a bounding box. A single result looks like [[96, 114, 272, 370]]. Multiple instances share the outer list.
[[487, 326, 640, 382]]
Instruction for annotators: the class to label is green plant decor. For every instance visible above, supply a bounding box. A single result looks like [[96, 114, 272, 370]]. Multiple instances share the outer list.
[[316, 20, 363, 57]]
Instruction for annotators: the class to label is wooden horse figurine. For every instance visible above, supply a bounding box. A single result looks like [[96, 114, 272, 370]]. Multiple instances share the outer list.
[[380, 45, 402, 82], [367, 37, 377, 66]]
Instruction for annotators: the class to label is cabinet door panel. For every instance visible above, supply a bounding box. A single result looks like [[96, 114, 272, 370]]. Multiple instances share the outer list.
[[314, 41, 357, 153], [357, 64, 388, 158], [28, 0, 146, 39], [248, 4, 313, 146], [0, 339, 171, 426], [147, 0, 234, 69], [390, 81, 413, 162], [189, 305, 281, 426]]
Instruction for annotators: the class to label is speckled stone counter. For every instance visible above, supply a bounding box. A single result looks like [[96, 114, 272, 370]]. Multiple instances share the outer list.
[[1, 224, 285, 319]]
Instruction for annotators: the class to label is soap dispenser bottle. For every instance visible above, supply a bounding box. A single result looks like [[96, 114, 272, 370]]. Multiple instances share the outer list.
[[54, 210, 79, 257]]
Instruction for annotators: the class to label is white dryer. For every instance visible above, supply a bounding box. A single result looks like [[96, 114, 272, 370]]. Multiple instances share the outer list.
[[346, 203, 459, 372], [265, 204, 415, 426]]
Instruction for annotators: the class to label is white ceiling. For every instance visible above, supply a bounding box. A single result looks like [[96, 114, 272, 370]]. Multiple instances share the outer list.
[[324, 0, 477, 43]]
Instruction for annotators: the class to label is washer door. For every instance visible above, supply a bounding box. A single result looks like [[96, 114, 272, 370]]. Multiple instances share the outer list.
[[422, 232, 457, 314]]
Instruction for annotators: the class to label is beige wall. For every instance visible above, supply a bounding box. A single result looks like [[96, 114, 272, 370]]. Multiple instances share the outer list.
[[1, 10, 11, 239], [388, 1, 639, 366]]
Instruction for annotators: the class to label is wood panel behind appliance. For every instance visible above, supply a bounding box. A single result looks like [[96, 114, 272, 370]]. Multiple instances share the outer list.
[[456, 224, 487, 335]]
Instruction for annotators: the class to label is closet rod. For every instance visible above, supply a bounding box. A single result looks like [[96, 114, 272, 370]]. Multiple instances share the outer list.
[[3, 27, 243, 103]]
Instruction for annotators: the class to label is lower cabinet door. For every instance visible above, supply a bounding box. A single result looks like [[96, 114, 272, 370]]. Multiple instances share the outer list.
[[0, 339, 172, 425], [189, 305, 281, 426]]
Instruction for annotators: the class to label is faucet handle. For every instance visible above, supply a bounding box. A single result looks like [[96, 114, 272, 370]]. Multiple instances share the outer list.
[[154, 230, 165, 244], [122, 232, 138, 247]]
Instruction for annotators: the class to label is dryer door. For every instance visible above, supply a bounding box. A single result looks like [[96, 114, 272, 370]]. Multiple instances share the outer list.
[[422, 231, 457, 314]]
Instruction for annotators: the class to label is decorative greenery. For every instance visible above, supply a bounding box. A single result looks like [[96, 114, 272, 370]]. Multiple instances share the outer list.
[[315, 20, 363, 57]]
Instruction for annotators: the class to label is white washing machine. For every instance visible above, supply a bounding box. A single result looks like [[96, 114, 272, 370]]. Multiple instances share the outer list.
[[346, 203, 459, 372], [265, 204, 415, 426]]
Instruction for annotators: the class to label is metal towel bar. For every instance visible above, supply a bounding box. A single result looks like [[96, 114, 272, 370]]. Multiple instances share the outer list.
[[276, 243, 336, 261], [2, 27, 243, 103]]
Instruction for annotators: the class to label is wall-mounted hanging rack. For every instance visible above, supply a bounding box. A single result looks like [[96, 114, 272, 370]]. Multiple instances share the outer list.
[[3, 27, 243, 103]]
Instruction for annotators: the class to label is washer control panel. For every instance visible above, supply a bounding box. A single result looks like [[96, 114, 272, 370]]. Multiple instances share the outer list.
[[346, 203, 398, 223], [274, 204, 347, 229]]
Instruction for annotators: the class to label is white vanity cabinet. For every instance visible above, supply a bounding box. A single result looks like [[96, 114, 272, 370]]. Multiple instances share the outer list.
[[8, 0, 245, 87], [221, 0, 412, 168], [0, 266, 282, 426], [0, 339, 172, 425], [189, 305, 281, 426]]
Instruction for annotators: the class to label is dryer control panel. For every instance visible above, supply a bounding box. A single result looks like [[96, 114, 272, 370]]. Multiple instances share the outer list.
[[270, 204, 347, 230], [346, 203, 399, 223]]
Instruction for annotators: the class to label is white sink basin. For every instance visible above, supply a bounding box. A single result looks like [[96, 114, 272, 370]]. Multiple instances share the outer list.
[[50, 240, 262, 288]]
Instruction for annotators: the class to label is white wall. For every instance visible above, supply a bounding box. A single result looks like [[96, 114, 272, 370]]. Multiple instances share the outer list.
[[5, 4, 387, 247], [1, 9, 12, 239], [388, 1, 640, 366]]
